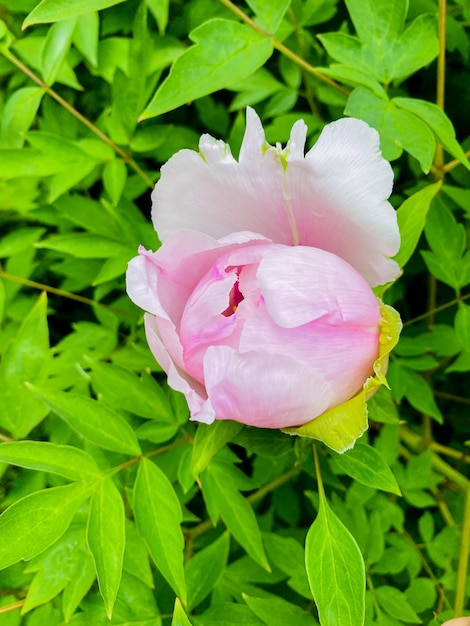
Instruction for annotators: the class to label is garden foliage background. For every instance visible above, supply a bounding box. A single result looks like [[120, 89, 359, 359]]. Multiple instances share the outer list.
[[0, 0, 470, 624]]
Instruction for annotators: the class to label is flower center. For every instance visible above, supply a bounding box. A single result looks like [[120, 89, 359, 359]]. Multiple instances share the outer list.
[[221, 269, 245, 317]]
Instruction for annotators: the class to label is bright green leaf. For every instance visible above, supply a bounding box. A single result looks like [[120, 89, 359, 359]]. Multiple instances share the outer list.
[[394, 182, 442, 268], [243, 594, 317, 626], [103, 159, 127, 206], [1, 87, 44, 148], [87, 477, 125, 618], [146, 0, 169, 35], [27, 385, 142, 456], [330, 443, 401, 495], [89, 360, 173, 421], [305, 490, 365, 626], [23, 0, 126, 27], [41, 17, 77, 85], [141, 19, 273, 119], [345, 88, 436, 171], [455, 303, 470, 350], [394, 97, 470, 170], [73, 11, 99, 66], [0, 482, 93, 570], [0, 441, 100, 480], [375, 586, 422, 623], [133, 458, 187, 603], [172, 597, 194, 626], [191, 420, 243, 478], [0, 292, 50, 438], [246, 0, 291, 32]]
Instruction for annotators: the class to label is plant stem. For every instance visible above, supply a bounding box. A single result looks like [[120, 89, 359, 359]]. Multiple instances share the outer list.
[[216, 0, 349, 96], [312, 442, 325, 500], [403, 291, 470, 327], [0, 47, 154, 189], [434, 0, 447, 171], [400, 427, 470, 492], [454, 489, 470, 616], [0, 269, 132, 316]]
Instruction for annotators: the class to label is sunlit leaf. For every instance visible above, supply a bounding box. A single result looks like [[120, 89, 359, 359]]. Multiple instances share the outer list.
[[133, 458, 187, 604], [306, 489, 365, 625]]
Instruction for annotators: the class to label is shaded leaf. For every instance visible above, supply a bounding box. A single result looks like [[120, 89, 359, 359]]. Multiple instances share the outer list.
[[201, 462, 270, 571], [185, 532, 230, 611]]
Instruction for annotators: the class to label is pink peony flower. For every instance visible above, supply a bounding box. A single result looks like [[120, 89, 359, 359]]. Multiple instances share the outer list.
[[127, 109, 401, 444]]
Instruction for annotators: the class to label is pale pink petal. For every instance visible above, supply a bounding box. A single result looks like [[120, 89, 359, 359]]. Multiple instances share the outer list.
[[152, 108, 399, 286], [257, 246, 380, 329], [152, 109, 293, 244], [144, 314, 216, 423], [240, 309, 378, 406], [179, 241, 273, 380], [202, 346, 333, 428], [293, 117, 400, 285]]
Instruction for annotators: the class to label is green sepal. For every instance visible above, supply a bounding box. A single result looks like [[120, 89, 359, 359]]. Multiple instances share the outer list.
[[283, 302, 402, 453]]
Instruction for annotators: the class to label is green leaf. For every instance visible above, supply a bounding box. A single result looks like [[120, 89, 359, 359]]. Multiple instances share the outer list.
[[41, 17, 77, 85], [0, 87, 44, 148], [185, 532, 230, 611], [201, 461, 270, 572], [243, 594, 317, 626], [0, 482, 93, 570], [425, 198, 466, 263], [393, 182, 442, 268], [22, 525, 93, 614], [330, 443, 401, 495], [345, 88, 435, 171], [141, 19, 272, 119], [320, 1, 438, 83], [191, 420, 243, 478], [305, 489, 365, 626], [375, 586, 422, 623], [146, 0, 169, 35], [73, 11, 99, 66], [89, 360, 173, 421], [27, 385, 142, 456], [23, 0, 126, 27], [246, 0, 291, 32], [402, 369, 443, 423], [192, 602, 264, 625], [133, 458, 187, 603], [455, 303, 470, 350], [172, 597, 194, 626], [394, 97, 470, 170], [0, 149, 64, 178], [87, 476, 125, 618], [35, 233, 130, 259], [103, 159, 127, 206], [0, 292, 50, 438], [0, 441, 100, 481]]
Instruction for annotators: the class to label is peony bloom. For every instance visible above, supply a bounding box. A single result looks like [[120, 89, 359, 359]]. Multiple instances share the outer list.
[[127, 108, 401, 451]]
